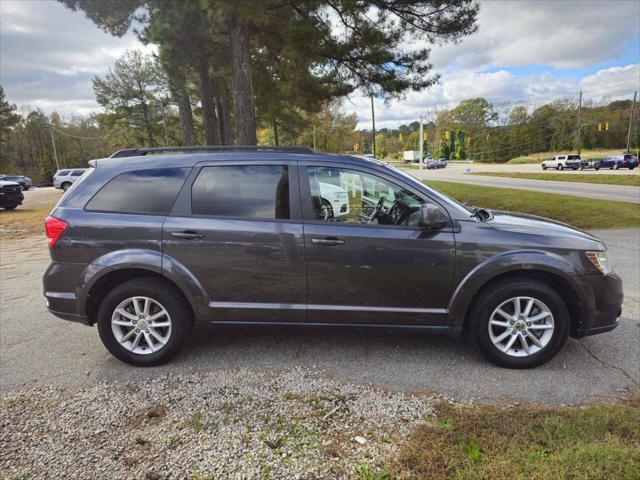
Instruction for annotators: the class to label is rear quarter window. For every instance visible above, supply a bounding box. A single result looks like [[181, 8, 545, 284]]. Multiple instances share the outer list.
[[85, 168, 189, 215], [57, 170, 70, 176]]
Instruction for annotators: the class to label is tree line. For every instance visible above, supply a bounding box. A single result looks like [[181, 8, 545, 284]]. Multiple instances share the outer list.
[[362, 97, 639, 161]]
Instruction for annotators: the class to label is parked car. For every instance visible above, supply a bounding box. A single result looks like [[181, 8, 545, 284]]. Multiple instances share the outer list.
[[593, 154, 638, 170], [0, 180, 24, 210], [53, 168, 88, 191], [317, 181, 349, 220], [0, 175, 32, 190], [43, 146, 622, 369], [541, 154, 585, 170]]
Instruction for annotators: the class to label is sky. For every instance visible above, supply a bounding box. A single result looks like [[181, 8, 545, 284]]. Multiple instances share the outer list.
[[1, 0, 639, 129]]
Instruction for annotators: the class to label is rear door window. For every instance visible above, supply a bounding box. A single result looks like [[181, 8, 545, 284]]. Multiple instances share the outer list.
[[191, 165, 290, 220], [86, 168, 189, 215], [71, 170, 85, 176], [57, 170, 70, 176]]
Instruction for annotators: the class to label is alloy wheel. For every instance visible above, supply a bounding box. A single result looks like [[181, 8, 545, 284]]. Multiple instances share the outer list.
[[488, 296, 555, 357], [111, 296, 172, 355]]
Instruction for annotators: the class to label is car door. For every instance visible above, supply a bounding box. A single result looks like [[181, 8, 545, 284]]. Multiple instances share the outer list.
[[163, 160, 307, 323], [299, 161, 455, 327]]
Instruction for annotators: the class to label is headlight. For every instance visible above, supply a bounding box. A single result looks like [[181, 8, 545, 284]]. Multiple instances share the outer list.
[[585, 251, 611, 275]]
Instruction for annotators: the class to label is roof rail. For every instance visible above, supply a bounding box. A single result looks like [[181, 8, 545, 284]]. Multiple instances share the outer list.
[[109, 145, 315, 158]]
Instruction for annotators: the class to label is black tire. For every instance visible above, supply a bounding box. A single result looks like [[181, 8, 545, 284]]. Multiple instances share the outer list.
[[557, 164, 563, 171], [61, 182, 71, 191], [630, 167, 636, 170], [594, 164, 600, 171], [541, 164, 547, 170], [97, 277, 193, 366], [22, 186, 30, 191], [3, 205, 18, 210], [470, 278, 569, 369], [320, 199, 334, 220], [614, 163, 619, 170]]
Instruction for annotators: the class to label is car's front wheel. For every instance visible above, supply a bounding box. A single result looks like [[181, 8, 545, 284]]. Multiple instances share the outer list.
[[557, 164, 563, 170], [541, 164, 547, 170], [97, 278, 193, 366], [320, 199, 335, 220], [61, 182, 71, 191], [471, 278, 569, 368]]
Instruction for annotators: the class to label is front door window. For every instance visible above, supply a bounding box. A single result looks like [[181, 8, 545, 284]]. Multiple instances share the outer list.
[[307, 166, 423, 226]]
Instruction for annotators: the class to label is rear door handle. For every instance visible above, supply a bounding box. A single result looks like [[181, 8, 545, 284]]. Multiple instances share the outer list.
[[170, 231, 203, 240], [311, 237, 345, 246]]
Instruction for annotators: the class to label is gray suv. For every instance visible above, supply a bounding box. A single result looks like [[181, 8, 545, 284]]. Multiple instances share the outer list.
[[43, 147, 623, 368]]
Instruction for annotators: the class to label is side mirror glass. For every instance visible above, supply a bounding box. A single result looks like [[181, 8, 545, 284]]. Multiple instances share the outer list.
[[420, 203, 448, 230]]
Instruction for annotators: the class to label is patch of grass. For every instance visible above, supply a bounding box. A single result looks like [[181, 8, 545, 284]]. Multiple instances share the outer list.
[[395, 400, 640, 479], [0, 204, 52, 238], [470, 172, 640, 186], [353, 462, 391, 480], [507, 149, 629, 164], [425, 180, 640, 229]]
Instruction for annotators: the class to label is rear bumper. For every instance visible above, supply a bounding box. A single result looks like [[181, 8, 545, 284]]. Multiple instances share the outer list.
[[572, 272, 623, 338]]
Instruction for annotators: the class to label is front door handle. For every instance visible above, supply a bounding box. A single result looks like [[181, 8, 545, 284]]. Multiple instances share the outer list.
[[170, 231, 203, 240], [311, 237, 345, 246]]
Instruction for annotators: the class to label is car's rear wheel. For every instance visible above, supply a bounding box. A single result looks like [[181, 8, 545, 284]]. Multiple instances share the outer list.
[[614, 163, 620, 170], [470, 278, 569, 368], [541, 164, 547, 170], [61, 182, 71, 191], [3, 205, 18, 210], [594, 164, 600, 171], [557, 164, 563, 170], [97, 278, 192, 366]]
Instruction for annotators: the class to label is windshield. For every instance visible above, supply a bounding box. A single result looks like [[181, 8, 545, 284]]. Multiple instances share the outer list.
[[384, 163, 475, 217]]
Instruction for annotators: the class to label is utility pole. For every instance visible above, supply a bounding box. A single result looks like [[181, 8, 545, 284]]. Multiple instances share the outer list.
[[419, 114, 424, 173], [160, 102, 169, 145], [626, 91, 637, 154], [576, 90, 583, 155], [370, 95, 376, 158], [48, 126, 60, 170]]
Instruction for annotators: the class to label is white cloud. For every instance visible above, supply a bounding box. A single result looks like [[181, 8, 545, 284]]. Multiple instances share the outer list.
[[579, 64, 640, 99], [429, 0, 639, 71], [0, 0, 154, 116]]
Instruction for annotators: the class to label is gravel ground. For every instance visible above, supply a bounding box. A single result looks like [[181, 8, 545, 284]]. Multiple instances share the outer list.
[[1, 367, 440, 479]]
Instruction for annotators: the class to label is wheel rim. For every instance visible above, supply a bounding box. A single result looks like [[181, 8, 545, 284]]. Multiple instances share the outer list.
[[111, 296, 172, 355], [488, 296, 555, 357]]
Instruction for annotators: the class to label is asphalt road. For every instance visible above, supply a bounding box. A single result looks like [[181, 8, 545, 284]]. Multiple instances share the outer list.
[[1, 226, 638, 404], [403, 163, 640, 204]]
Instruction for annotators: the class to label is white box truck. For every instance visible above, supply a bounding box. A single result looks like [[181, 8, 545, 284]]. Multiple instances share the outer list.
[[403, 150, 421, 163]]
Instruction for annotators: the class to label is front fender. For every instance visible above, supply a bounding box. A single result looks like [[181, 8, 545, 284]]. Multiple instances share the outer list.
[[447, 250, 585, 332]]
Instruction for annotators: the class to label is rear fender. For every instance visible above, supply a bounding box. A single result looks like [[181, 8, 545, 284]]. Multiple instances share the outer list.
[[78, 249, 209, 320]]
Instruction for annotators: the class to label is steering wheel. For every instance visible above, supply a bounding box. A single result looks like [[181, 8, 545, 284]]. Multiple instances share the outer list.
[[387, 201, 404, 225], [368, 197, 385, 223]]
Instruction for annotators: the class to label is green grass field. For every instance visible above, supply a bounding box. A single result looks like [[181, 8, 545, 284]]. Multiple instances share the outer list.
[[393, 399, 640, 479], [507, 149, 632, 164], [424, 180, 640, 229], [470, 172, 640, 186]]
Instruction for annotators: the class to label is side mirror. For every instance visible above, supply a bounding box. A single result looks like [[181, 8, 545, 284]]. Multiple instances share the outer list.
[[420, 203, 448, 230]]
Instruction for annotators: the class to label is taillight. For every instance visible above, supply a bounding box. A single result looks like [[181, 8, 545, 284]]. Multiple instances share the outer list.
[[45, 215, 68, 247]]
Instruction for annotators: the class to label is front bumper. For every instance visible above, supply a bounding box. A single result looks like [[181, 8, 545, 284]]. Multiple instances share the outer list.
[[572, 272, 623, 338]]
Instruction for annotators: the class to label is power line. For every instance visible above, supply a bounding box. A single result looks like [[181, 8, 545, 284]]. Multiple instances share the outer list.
[[47, 124, 125, 140]]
